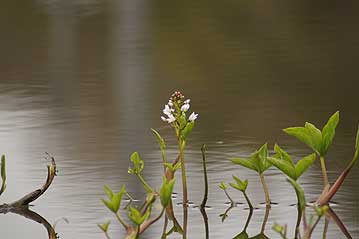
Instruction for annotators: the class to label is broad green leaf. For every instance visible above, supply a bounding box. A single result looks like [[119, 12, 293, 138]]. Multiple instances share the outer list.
[[180, 121, 194, 141], [151, 128, 166, 151], [273, 144, 294, 166], [0, 155, 6, 196], [102, 199, 115, 212], [103, 185, 126, 213], [304, 122, 323, 153], [321, 111, 339, 155], [231, 157, 258, 172], [160, 177, 175, 207], [267, 157, 295, 179], [98, 221, 110, 232], [103, 185, 114, 199], [287, 177, 306, 210], [294, 153, 317, 179], [284, 127, 320, 155]]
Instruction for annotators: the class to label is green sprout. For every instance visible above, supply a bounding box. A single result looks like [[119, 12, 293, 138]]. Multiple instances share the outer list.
[[231, 144, 272, 207], [98, 221, 111, 239], [284, 111, 339, 189], [229, 176, 253, 209]]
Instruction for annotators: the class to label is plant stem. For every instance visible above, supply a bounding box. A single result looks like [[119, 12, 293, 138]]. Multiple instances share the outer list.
[[200, 144, 208, 209], [319, 156, 329, 189], [224, 189, 234, 205], [161, 215, 169, 239], [178, 138, 188, 239], [295, 204, 302, 239], [115, 213, 130, 231], [243, 191, 253, 210], [137, 174, 154, 193], [259, 173, 271, 207]]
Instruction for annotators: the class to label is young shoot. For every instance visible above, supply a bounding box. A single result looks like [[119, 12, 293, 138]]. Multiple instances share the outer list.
[[284, 111, 339, 189], [229, 176, 253, 209], [231, 143, 272, 207]]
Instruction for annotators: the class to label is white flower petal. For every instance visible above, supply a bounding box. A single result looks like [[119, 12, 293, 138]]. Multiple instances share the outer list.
[[188, 112, 198, 122], [161, 116, 167, 122], [167, 114, 176, 123], [181, 103, 190, 112], [184, 99, 190, 104]]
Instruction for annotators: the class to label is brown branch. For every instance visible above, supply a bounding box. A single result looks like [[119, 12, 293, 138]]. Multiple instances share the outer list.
[[0, 156, 57, 210]]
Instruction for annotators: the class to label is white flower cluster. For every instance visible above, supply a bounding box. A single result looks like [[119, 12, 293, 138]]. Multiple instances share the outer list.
[[161, 95, 198, 124]]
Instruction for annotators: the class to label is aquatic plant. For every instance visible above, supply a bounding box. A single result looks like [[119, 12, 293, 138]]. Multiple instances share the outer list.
[[100, 153, 176, 239], [231, 144, 272, 206], [229, 176, 253, 209], [283, 111, 339, 190], [100, 91, 198, 239]]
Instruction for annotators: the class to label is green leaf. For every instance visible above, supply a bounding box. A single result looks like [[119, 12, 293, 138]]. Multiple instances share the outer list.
[[231, 144, 271, 174], [129, 152, 144, 175], [0, 155, 6, 196], [231, 157, 258, 172], [294, 153, 317, 179], [128, 206, 148, 225], [304, 122, 323, 153], [233, 231, 249, 239], [164, 162, 181, 172], [180, 121, 194, 141], [273, 144, 294, 166], [321, 111, 339, 155], [98, 221, 111, 232], [219, 182, 227, 190], [103, 185, 114, 199], [267, 157, 295, 179], [287, 177, 306, 210], [151, 128, 166, 151], [284, 126, 321, 155], [160, 177, 175, 207], [103, 185, 126, 213], [254, 144, 271, 173], [229, 176, 248, 192]]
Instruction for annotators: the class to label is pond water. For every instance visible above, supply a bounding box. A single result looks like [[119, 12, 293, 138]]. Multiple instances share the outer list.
[[0, 1, 358, 238]]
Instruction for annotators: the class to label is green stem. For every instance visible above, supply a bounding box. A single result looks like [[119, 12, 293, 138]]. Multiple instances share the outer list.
[[259, 173, 271, 207], [224, 189, 234, 205], [179, 139, 188, 239], [295, 204, 302, 239], [319, 156, 329, 189], [137, 174, 154, 193], [115, 212, 130, 231], [243, 191, 253, 210]]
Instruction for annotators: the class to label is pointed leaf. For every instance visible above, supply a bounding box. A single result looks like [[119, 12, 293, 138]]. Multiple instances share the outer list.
[[304, 122, 323, 152], [128, 206, 147, 225], [273, 144, 294, 166], [267, 157, 295, 179], [180, 121, 194, 141], [231, 157, 258, 172], [160, 177, 175, 207], [129, 152, 144, 174], [151, 128, 166, 151], [219, 182, 227, 190], [255, 144, 271, 173], [98, 221, 111, 232], [284, 127, 320, 154], [294, 153, 317, 179], [321, 111, 339, 155], [103, 185, 114, 199]]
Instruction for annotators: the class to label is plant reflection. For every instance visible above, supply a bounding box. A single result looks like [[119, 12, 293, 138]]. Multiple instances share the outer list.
[[0, 206, 57, 239]]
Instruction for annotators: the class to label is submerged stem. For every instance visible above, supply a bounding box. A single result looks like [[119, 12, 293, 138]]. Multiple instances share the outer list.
[[200, 144, 208, 208], [259, 173, 271, 207]]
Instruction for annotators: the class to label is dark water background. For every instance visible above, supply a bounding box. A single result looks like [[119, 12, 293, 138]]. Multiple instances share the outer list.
[[0, 1, 358, 238]]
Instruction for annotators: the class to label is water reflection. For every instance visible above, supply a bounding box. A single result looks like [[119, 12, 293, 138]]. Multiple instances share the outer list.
[[0, 207, 56, 239]]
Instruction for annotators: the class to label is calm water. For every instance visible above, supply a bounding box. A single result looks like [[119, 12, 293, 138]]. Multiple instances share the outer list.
[[0, 1, 358, 238]]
